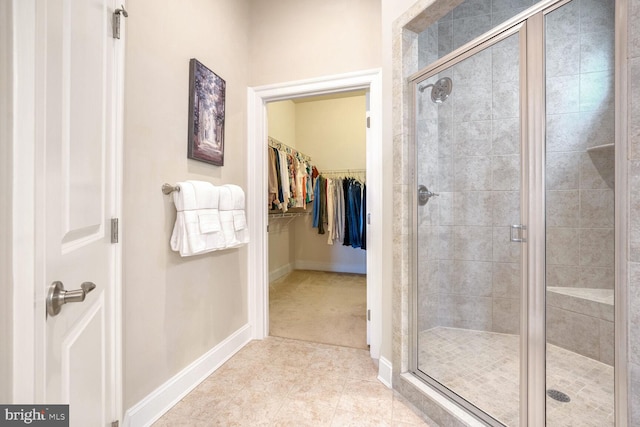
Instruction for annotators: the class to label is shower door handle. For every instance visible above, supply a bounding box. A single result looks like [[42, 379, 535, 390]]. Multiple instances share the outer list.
[[510, 224, 527, 243]]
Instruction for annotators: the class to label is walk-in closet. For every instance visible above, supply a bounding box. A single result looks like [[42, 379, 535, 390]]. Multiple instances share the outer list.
[[266, 91, 369, 350]]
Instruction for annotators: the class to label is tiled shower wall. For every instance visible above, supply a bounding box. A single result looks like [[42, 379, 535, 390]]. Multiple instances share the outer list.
[[415, 0, 615, 342], [545, 0, 615, 291], [416, 8, 523, 336], [394, 0, 640, 423], [544, 0, 615, 365], [417, 35, 520, 333]]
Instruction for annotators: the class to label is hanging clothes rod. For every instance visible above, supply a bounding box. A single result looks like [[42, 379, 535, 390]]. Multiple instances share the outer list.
[[268, 211, 311, 219], [320, 169, 366, 175], [161, 183, 180, 195], [267, 137, 312, 162]]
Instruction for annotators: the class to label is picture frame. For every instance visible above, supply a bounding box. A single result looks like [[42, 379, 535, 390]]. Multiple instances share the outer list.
[[187, 58, 226, 166]]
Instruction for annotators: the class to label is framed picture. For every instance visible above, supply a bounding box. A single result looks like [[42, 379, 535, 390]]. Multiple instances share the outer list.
[[187, 58, 226, 166]]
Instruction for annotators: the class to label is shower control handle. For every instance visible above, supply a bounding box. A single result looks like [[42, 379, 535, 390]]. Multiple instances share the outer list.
[[418, 185, 439, 206]]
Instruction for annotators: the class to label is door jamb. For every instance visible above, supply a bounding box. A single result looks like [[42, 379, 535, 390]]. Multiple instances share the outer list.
[[11, 0, 37, 402], [247, 69, 383, 359]]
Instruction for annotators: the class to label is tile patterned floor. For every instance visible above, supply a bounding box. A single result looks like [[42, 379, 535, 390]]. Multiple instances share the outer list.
[[153, 337, 431, 426], [418, 327, 614, 426]]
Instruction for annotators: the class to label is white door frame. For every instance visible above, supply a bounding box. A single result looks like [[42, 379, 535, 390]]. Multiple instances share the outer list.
[[10, 0, 124, 418], [247, 69, 383, 359], [11, 0, 38, 402]]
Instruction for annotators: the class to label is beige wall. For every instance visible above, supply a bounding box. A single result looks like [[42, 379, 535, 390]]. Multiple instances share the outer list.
[[249, 0, 382, 87], [124, 0, 384, 410], [123, 0, 251, 409], [267, 100, 296, 146], [295, 94, 367, 170]]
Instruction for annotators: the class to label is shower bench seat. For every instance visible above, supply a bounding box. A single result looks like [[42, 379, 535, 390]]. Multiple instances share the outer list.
[[546, 286, 613, 365]]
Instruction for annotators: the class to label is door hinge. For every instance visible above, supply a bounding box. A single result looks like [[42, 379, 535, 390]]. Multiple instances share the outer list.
[[112, 5, 128, 39], [366, 116, 371, 128], [367, 309, 371, 321], [111, 218, 119, 243], [111, 421, 119, 427]]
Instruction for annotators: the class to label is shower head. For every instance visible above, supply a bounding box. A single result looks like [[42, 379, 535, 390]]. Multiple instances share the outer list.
[[418, 77, 453, 104]]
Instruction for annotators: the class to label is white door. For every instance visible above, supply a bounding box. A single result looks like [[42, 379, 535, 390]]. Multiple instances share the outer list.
[[35, 1, 122, 425]]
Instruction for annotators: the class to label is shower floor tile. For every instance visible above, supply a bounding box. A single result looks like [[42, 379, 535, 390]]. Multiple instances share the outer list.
[[418, 327, 614, 426]]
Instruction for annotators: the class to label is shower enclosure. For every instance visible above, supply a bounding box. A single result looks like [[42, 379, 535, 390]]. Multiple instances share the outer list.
[[410, 0, 616, 425]]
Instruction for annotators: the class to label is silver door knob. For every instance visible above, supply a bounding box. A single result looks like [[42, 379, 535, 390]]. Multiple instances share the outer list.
[[418, 185, 439, 205], [47, 281, 96, 317]]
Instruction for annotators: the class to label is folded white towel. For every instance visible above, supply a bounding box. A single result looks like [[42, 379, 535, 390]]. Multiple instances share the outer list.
[[233, 211, 246, 231], [170, 180, 224, 256], [198, 210, 221, 233], [222, 184, 249, 247], [170, 210, 226, 256]]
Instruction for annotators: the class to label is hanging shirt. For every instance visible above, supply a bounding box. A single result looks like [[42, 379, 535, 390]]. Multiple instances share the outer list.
[[273, 148, 284, 209], [327, 178, 344, 244], [278, 150, 290, 212], [318, 176, 327, 235], [312, 177, 321, 228], [295, 157, 306, 208], [326, 178, 335, 244], [268, 147, 279, 208], [342, 178, 351, 247], [348, 180, 362, 248]]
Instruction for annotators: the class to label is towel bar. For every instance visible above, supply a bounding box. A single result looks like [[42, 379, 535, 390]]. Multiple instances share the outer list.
[[162, 183, 180, 195]]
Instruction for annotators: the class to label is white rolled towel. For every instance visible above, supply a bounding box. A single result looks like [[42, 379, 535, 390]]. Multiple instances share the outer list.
[[172, 181, 196, 211], [190, 180, 219, 209]]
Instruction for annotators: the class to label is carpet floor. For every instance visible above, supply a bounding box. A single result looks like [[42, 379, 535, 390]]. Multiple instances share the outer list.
[[269, 270, 368, 350]]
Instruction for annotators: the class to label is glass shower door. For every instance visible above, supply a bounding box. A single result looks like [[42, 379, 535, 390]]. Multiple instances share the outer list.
[[414, 27, 524, 426], [544, 0, 616, 425]]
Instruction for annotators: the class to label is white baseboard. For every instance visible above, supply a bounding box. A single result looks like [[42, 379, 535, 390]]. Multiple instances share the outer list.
[[294, 260, 366, 275], [269, 263, 293, 282], [377, 356, 393, 388], [122, 324, 252, 427]]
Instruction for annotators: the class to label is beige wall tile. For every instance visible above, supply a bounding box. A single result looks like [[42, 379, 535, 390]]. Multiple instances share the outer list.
[[579, 228, 614, 267], [547, 307, 600, 360], [546, 227, 580, 266], [493, 297, 520, 334]]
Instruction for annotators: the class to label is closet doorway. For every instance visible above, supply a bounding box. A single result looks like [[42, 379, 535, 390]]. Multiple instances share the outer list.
[[247, 70, 383, 362], [267, 92, 369, 350]]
